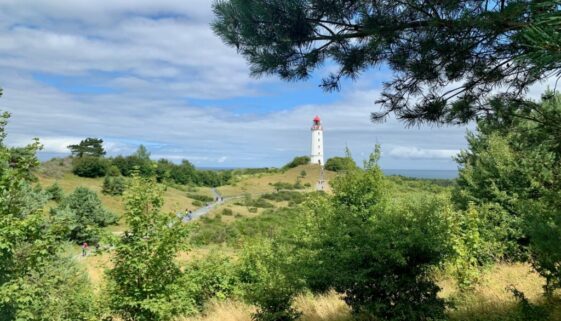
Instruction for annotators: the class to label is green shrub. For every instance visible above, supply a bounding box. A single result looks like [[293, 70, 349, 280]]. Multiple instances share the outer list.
[[324, 156, 357, 172], [102, 175, 126, 196], [45, 182, 64, 202], [271, 181, 304, 191], [107, 165, 121, 176], [239, 240, 302, 321], [299, 150, 453, 320], [247, 198, 274, 209], [0, 113, 99, 321], [222, 208, 234, 216], [261, 191, 305, 204], [187, 193, 214, 202], [192, 200, 203, 207], [282, 156, 310, 170], [182, 253, 241, 308], [248, 207, 258, 213], [106, 174, 194, 321], [72, 156, 108, 178], [52, 187, 117, 243]]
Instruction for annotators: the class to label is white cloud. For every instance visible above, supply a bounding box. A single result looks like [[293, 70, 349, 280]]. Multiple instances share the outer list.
[[0, 1, 474, 169]]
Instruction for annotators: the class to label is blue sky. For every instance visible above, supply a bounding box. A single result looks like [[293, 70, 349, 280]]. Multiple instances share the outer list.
[[0, 1, 551, 169]]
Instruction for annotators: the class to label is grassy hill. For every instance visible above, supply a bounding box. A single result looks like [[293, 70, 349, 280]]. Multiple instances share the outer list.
[[33, 160, 558, 321]]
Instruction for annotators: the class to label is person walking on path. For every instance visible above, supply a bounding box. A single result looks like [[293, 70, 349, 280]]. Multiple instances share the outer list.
[[82, 242, 88, 257]]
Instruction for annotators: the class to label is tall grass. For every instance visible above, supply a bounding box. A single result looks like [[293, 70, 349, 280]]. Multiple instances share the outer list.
[[177, 264, 561, 321]]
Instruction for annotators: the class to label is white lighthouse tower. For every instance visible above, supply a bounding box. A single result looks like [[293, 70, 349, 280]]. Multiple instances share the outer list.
[[310, 115, 324, 166]]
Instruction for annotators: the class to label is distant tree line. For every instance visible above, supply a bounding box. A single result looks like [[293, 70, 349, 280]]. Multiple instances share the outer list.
[[68, 139, 233, 187]]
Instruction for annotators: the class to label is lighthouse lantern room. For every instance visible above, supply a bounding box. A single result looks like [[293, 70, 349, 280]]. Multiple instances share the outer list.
[[310, 116, 324, 166]]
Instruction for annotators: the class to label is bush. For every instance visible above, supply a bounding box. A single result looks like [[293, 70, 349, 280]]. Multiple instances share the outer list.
[[72, 156, 108, 178], [261, 191, 305, 204], [222, 208, 234, 216], [239, 241, 302, 321], [106, 174, 193, 321], [187, 193, 214, 202], [45, 182, 64, 202], [247, 197, 275, 209], [52, 187, 117, 243], [182, 253, 241, 308], [102, 175, 126, 196], [282, 156, 310, 170], [299, 150, 453, 320], [192, 200, 203, 207], [107, 165, 121, 176], [271, 181, 303, 191], [0, 113, 100, 321], [324, 156, 357, 172]]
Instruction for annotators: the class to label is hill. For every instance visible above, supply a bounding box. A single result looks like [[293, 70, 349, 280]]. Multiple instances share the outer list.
[[31, 160, 557, 321]]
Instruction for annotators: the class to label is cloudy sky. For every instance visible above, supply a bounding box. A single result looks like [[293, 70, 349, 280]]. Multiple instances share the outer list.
[[0, 1, 550, 169]]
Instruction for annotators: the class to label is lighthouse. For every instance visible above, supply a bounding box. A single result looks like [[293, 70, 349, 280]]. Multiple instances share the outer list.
[[310, 115, 324, 166]]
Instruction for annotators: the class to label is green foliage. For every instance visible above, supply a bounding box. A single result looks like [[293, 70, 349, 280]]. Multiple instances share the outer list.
[[282, 156, 310, 170], [0, 112, 98, 321], [68, 137, 105, 158], [106, 173, 193, 321], [447, 204, 510, 291], [222, 208, 234, 216], [187, 193, 214, 203], [324, 156, 357, 172], [299, 170, 306, 178], [190, 207, 300, 246], [114, 155, 232, 187], [454, 93, 561, 293], [72, 156, 108, 178], [239, 240, 302, 321], [45, 182, 64, 202], [52, 187, 117, 243], [106, 164, 121, 176], [182, 252, 241, 308], [271, 181, 305, 191], [298, 153, 453, 320], [518, 1, 561, 84], [102, 175, 126, 196], [261, 191, 306, 205], [212, 1, 558, 125], [245, 197, 275, 209]]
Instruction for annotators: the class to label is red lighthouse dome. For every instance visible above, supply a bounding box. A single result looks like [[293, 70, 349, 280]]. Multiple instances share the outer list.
[[313, 115, 321, 123]]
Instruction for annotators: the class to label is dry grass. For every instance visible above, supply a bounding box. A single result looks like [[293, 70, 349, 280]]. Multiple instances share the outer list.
[[176, 300, 254, 321], [177, 263, 557, 321], [217, 165, 336, 197], [296, 292, 352, 321], [177, 292, 349, 321]]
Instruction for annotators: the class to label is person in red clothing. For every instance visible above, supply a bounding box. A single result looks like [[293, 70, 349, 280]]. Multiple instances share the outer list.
[[82, 242, 88, 257]]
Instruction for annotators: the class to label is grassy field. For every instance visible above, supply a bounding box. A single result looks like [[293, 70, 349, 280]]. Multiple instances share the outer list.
[[217, 164, 336, 197]]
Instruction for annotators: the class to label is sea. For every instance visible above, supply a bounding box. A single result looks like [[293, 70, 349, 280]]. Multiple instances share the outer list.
[[382, 169, 458, 179]]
